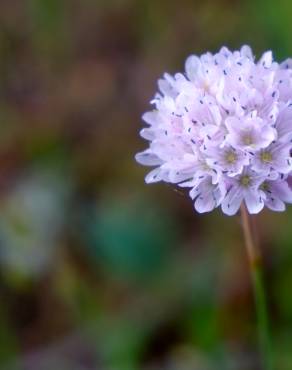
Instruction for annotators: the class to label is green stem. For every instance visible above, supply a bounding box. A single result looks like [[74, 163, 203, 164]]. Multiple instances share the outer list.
[[240, 203, 273, 370]]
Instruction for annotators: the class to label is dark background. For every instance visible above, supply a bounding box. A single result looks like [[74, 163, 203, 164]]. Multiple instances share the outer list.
[[0, 1, 292, 369]]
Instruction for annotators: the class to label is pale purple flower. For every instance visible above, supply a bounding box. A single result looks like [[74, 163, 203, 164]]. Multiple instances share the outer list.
[[225, 116, 276, 151], [221, 167, 266, 216], [200, 139, 245, 171], [260, 176, 292, 211], [181, 175, 226, 213], [136, 46, 292, 215], [252, 141, 292, 175]]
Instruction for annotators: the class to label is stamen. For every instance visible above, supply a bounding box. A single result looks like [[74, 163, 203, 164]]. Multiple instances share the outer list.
[[260, 151, 272, 163], [225, 150, 237, 164], [260, 181, 270, 192], [240, 175, 251, 187], [242, 134, 253, 146]]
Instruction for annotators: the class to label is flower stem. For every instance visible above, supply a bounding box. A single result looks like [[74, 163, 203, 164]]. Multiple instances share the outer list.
[[240, 203, 273, 370]]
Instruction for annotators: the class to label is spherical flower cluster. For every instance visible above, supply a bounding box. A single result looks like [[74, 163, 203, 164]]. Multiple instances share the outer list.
[[135, 46, 292, 215]]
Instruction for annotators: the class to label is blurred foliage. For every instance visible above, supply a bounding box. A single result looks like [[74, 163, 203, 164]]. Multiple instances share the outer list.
[[0, 0, 292, 369], [82, 194, 178, 281]]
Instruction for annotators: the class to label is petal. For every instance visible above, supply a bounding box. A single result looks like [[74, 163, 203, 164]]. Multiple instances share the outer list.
[[272, 180, 292, 203], [145, 168, 162, 183], [266, 197, 285, 212], [225, 116, 242, 134], [209, 105, 222, 126], [280, 58, 292, 69], [189, 186, 200, 200], [142, 111, 158, 125], [168, 170, 194, 183], [135, 151, 163, 166], [140, 128, 155, 140], [273, 157, 292, 174], [259, 126, 277, 148], [221, 186, 243, 216], [158, 79, 175, 97], [244, 190, 265, 214], [240, 45, 254, 60], [179, 178, 198, 188], [194, 191, 216, 213], [219, 46, 232, 58], [158, 73, 179, 97], [214, 181, 227, 204], [258, 51, 273, 68], [185, 55, 201, 81], [276, 104, 292, 140]]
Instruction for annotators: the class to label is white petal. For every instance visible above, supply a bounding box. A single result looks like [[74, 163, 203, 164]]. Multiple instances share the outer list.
[[168, 170, 193, 183], [221, 187, 243, 216], [240, 45, 253, 60], [185, 55, 201, 81], [258, 51, 273, 67], [158, 75, 176, 97], [244, 190, 265, 214], [209, 105, 222, 126], [225, 116, 241, 134], [266, 198, 285, 212], [179, 178, 197, 188], [273, 157, 292, 174], [219, 46, 232, 58], [142, 111, 158, 125], [260, 126, 277, 148], [280, 58, 292, 69], [140, 128, 155, 140], [194, 192, 216, 213], [145, 168, 162, 183], [276, 104, 292, 140], [135, 151, 162, 166], [189, 186, 200, 199], [272, 180, 292, 203]]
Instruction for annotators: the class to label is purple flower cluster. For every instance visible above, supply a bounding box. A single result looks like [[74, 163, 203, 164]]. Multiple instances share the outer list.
[[136, 46, 292, 215]]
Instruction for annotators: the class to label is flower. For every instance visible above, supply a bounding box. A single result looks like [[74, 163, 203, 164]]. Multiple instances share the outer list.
[[135, 46, 292, 215]]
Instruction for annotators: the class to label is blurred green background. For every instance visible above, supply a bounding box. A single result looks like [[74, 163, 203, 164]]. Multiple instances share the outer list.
[[0, 1, 292, 369]]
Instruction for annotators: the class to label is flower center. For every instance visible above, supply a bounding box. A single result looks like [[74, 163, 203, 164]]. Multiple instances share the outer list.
[[225, 150, 237, 164], [242, 134, 253, 146], [260, 151, 272, 163], [203, 163, 211, 171], [199, 160, 211, 172], [240, 175, 251, 187], [260, 181, 270, 191], [202, 81, 210, 93]]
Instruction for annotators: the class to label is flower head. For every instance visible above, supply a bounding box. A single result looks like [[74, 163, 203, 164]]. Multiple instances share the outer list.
[[136, 46, 292, 215]]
